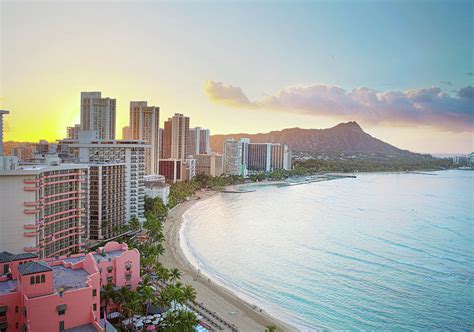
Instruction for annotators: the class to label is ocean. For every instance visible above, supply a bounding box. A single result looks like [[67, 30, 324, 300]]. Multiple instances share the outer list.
[[180, 170, 474, 330]]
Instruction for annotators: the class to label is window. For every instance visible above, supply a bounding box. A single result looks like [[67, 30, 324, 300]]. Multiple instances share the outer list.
[[35, 275, 40, 284], [92, 303, 97, 311], [92, 289, 97, 297], [15, 306, 18, 313], [107, 276, 113, 284], [58, 309, 65, 316], [3, 264, 9, 274], [41, 275, 45, 283], [107, 266, 113, 273], [59, 321, 65, 332], [30, 276, 34, 285]]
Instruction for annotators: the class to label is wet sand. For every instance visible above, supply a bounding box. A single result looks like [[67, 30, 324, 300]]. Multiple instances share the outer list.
[[160, 190, 296, 332]]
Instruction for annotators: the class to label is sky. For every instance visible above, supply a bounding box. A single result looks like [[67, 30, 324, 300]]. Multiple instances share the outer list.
[[0, 0, 473, 154]]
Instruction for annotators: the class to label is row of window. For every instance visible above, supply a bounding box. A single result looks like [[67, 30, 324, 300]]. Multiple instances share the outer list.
[[30, 274, 46, 285]]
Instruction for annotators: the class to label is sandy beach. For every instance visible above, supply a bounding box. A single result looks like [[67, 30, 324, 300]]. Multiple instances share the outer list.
[[160, 189, 296, 332]]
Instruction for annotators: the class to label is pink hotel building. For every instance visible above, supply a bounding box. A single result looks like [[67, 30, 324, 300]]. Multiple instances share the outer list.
[[0, 241, 140, 332]]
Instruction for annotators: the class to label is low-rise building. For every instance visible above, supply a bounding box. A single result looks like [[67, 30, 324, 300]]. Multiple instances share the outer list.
[[158, 159, 182, 184], [195, 154, 223, 177], [0, 241, 140, 332], [144, 175, 170, 204]]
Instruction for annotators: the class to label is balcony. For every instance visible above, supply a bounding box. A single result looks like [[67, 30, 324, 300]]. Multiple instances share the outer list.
[[24, 209, 40, 215], [23, 246, 40, 253], [24, 178, 40, 184], [24, 201, 40, 207], [24, 186, 39, 191], [24, 231, 39, 237], [24, 224, 40, 230]]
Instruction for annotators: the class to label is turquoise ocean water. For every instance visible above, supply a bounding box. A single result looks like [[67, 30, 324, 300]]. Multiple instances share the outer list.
[[180, 170, 473, 330]]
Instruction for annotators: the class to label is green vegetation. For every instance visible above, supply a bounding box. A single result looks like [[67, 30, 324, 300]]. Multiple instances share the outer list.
[[167, 174, 245, 208], [102, 196, 199, 331], [293, 156, 455, 173]]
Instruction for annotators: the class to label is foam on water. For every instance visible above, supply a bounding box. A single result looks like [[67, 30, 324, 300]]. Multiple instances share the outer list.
[[180, 170, 474, 330]]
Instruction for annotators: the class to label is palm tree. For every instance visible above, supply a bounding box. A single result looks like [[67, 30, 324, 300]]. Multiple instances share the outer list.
[[169, 268, 182, 285], [100, 283, 116, 318], [154, 262, 170, 284], [114, 286, 131, 314], [121, 291, 142, 331], [181, 285, 196, 305], [140, 285, 156, 316], [266, 325, 277, 332]]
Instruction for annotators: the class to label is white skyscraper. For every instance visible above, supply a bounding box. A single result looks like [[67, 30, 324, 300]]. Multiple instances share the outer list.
[[129, 101, 160, 175], [223, 138, 242, 175], [80, 92, 116, 140]]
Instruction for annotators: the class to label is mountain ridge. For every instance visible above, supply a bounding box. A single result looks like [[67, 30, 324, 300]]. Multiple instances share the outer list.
[[210, 122, 418, 157]]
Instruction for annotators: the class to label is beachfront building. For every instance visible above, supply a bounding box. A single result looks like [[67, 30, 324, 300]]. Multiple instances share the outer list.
[[223, 139, 242, 176], [183, 158, 196, 181], [144, 174, 170, 204], [129, 101, 160, 175], [88, 163, 126, 241], [247, 143, 291, 173], [162, 113, 190, 160], [80, 92, 116, 140], [0, 163, 89, 259], [59, 134, 149, 221], [270, 143, 291, 171], [187, 127, 210, 156], [159, 159, 182, 184], [0, 241, 140, 332], [195, 154, 223, 177]]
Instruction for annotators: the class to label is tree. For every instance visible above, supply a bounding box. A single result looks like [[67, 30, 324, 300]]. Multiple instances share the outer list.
[[266, 325, 277, 332], [100, 283, 116, 318], [169, 268, 182, 285], [129, 216, 141, 232]]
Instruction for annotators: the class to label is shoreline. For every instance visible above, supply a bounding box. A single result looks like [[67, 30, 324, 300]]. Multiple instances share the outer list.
[[160, 189, 296, 332]]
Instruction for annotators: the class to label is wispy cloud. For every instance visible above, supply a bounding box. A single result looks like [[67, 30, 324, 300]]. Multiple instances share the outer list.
[[439, 81, 453, 86], [204, 80, 474, 132]]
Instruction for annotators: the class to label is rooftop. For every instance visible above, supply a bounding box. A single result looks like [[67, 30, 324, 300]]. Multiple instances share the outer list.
[[18, 262, 52, 276], [51, 265, 89, 292], [92, 250, 123, 263], [0, 279, 18, 294], [65, 323, 98, 332]]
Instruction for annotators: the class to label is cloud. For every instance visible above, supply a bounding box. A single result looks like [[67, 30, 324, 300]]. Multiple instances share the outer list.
[[204, 80, 474, 132], [458, 85, 474, 99], [439, 81, 453, 86], [203, 80, 256, 108]]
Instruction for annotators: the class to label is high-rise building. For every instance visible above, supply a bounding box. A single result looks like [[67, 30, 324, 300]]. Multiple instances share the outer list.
[[0, 110, 8, 156], [61, 136, 149, 221], [129, 101, 160, 175], [270, 143, 291, 170], [162, 120, 172, 159], [159, 128, 164, 159], [0, 163, 89, 258], [187, 127, 211, 156], [195, 154, 223, 177], [88, 163, 126, 240], [247, 143, 272, 173], [223, 139, 242, 175], [67, 124, 81, 140], [162, 113, 190, 160], [122, 125, 132, 140], [247, 143, 291, 173], [80, 92, 116, 140], [159, 159, 182, 184]]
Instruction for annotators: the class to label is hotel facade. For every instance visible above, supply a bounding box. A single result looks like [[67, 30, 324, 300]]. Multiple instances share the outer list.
[[129, 102, 160, 175], [80, 92, 116, 140], [0, 164, 89, 259]]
